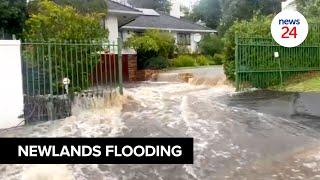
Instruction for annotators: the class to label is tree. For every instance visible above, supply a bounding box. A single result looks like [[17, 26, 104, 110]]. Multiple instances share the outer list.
[[53, 0, 108, 14], [190, 0, 281, 34], [219, 0, 281, 34], [0, 0, 27, 38], [125, 29, 175, 69], [188, 0, 222, 29], [296, 0, 320, 18], [128, 0, 171, 13], [28, 0, 108, 14], [199, 34, 224, 56], [24, 0, 107, 40], [23, 1, 108, 93], [223, 14, 273, 80]]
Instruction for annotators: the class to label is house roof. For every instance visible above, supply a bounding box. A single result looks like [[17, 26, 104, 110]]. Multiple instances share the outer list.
[[108, 0, 142, 15], [120, 11, 216, 33]]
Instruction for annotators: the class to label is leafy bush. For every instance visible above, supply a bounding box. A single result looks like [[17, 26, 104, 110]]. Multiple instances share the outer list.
[[195, 55, 209, 66], [212, 54, 224, 65], [172, 55, 196, 67], [125, 30, 175, 69], [144, 56, 169, 69], [23, 1, 107, 93], [223, 14, 272, 81], [175, 44, 190, 55], [24, 0, 107, 40], [199, 34, 224, 56]]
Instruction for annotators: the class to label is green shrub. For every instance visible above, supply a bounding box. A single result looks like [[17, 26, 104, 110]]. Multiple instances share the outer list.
[[212, 54, 224, 65], [199, 35, 224, 56], [175, 45, 190, 55], [24, 0, 107, 40], [172, 55, 196, 67], [195, 55, 209, 66], [223, 14, 272, 81], [125, 30, 175, 69], [144, 56, 169, 69]]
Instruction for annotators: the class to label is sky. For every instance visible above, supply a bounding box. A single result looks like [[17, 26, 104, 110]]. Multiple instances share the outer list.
[[179, 0, 199, 9]]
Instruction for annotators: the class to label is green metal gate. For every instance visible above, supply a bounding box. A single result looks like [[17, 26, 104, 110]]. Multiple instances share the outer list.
[[235, 36, 320, 91], [21, 39, 123, 122]]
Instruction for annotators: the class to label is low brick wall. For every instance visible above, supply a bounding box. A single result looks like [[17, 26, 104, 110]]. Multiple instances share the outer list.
[[124, 55, 163, 82], [137, 69, 161, 81], [127, 54, 137, 82]]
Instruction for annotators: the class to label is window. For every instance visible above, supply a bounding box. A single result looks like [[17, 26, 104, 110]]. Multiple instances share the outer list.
[[177, 33, 191, 45]]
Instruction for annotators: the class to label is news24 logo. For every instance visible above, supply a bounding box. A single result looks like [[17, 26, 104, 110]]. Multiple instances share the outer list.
[[271, 10, 309, 48]]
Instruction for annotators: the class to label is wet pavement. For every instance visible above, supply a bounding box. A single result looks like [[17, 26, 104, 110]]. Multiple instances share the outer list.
[[0, 67, 320, 179]]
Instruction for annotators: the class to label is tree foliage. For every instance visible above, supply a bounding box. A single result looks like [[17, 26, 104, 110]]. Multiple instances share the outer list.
[[297, 0, 320, 18], [220, 0, 280, 34], [188, 0, 221, 29], [24, 0, 107, 40], [53, 0, 108, 14], [128, 0, 171, 13], [0, 0, 27, 38], [223, 15, 273, 80], [189, 0, 281, 34], [199, 34, 224, 56], [125, 29, 175, 69]]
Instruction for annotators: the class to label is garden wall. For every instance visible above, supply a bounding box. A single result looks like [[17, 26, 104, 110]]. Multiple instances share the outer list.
[[0, 40, 24, 129]]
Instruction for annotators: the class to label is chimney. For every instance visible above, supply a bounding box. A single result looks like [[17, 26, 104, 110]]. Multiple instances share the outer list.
[[281, 0, 296, 11], [170, 0, 181, 18]]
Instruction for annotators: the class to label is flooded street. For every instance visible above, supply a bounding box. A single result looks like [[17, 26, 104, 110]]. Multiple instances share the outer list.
[[1, 67, 320, 179]]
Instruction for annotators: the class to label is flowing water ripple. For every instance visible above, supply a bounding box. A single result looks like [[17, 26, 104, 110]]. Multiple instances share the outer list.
[[0, 81, 320, 179]]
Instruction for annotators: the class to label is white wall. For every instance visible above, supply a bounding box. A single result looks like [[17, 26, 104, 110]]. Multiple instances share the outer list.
[[190, 33, 199, 53], [0, 40, 24, 129], [170, 0, 181, 18], [105, 15, 119, 43], [282, 0, 296, 10]]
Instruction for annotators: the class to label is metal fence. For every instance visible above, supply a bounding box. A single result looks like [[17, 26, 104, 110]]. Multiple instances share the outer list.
[[235, 25, 320, 91], [0, 28, 15, 40], [21, 39, 123, 122]]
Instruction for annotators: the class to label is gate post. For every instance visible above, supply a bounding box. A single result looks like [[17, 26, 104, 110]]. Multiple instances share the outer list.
[[117, 38, 123, 95]]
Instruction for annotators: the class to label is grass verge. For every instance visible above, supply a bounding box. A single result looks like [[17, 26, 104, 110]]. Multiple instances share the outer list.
[[276, 72, 320, 92]]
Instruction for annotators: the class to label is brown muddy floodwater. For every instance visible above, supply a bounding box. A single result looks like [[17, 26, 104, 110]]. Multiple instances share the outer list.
[[1, 67, 320, 180]]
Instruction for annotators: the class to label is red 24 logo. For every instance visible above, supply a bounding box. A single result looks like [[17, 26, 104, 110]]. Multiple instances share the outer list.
[[281, 26, 297, 38]]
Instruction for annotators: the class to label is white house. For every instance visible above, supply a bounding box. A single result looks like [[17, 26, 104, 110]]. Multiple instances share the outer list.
[[105, 0, 216, 53]]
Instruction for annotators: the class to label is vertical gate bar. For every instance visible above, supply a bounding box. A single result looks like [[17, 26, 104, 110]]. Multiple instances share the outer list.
[[117, 38, 123, 95], [54, 41, 58, 94], [113, 41, 117, 88], [48, 42, 53, 95], [48, 42, 53, 120], [70, 41, 74, 91], [36, 43, 40, 95], [235, 35, 240, 91], [75, 40, 79, 90], [60, 41, 64, 94], [109, 44, 113, 90], [108, 43, 112, 91], [23, 42, 29, 97], [31, 42, 35, 96], [100, 41, 103, 90], [41, 42, 46, 95], [85, 41, 89, 88], [90, 40, 94, 88], [93, 41, 98, 93], [80, 40, 84, 89], [104, 46, 108, 86]]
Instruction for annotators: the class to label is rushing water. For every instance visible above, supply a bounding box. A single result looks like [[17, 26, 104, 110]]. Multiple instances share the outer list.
[[1, 67, 320, 180]]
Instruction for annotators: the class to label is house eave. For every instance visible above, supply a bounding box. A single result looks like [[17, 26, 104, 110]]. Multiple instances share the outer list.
[[120, 26, 217, 33], [109, 10, 143, 15]]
